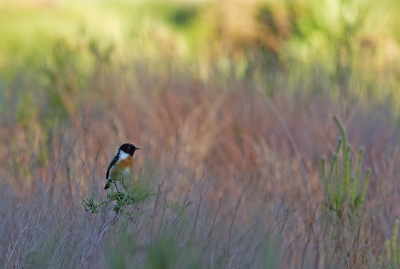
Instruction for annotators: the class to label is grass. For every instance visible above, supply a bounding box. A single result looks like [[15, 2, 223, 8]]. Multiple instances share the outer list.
[[321, 116, 371, 218], [1, 0, 400, 268]]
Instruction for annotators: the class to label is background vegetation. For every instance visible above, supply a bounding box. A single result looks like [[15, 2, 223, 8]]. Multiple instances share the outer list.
[[1, 0, 400, 268]]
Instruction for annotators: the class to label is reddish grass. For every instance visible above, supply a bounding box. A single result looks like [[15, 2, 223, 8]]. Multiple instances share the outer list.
[[1, 57, 400, 268]]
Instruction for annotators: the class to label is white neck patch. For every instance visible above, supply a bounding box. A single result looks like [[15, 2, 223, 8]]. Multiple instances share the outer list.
[[119, 150, 130, 160]]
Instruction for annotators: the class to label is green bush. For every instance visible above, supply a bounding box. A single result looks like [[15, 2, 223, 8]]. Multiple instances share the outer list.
[[321, 116, 371, 218], [82, 179, 153, 219]]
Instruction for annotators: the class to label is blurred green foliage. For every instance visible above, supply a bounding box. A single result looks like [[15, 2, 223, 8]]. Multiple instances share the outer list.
[[0, 0, 398, 175], [320, 117, 372, 266], [384, 220, 400, 267], [0, 0, 399, 119], [321, 116, 370, 219], [83, 179, 153, 217]]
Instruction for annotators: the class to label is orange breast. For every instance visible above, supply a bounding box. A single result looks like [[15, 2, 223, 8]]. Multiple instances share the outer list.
[[116, 156, 134, 169]]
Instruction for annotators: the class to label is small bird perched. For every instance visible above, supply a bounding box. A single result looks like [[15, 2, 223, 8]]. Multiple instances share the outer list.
[[104, 143, 140, 192]]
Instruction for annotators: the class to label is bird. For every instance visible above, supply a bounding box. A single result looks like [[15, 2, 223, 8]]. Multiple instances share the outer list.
[[104, 143, 141, 192]]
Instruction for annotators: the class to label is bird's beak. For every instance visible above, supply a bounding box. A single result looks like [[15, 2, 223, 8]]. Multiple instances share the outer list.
[[136, 147, 141, 150]]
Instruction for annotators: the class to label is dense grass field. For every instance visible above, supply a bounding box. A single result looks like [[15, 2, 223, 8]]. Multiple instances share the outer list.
[[1, 0, 400, 268]]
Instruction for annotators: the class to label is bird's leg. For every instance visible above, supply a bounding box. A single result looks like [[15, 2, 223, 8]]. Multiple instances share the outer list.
[[121, 180, 128, 192], [114, 182, 120, 193]]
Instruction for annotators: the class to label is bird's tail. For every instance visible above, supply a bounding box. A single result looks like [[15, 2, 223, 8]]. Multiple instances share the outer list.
[[104, 179, 112, 190]]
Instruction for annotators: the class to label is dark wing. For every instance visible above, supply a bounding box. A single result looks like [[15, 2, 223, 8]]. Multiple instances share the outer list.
[[106, 154, 119, 179]]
